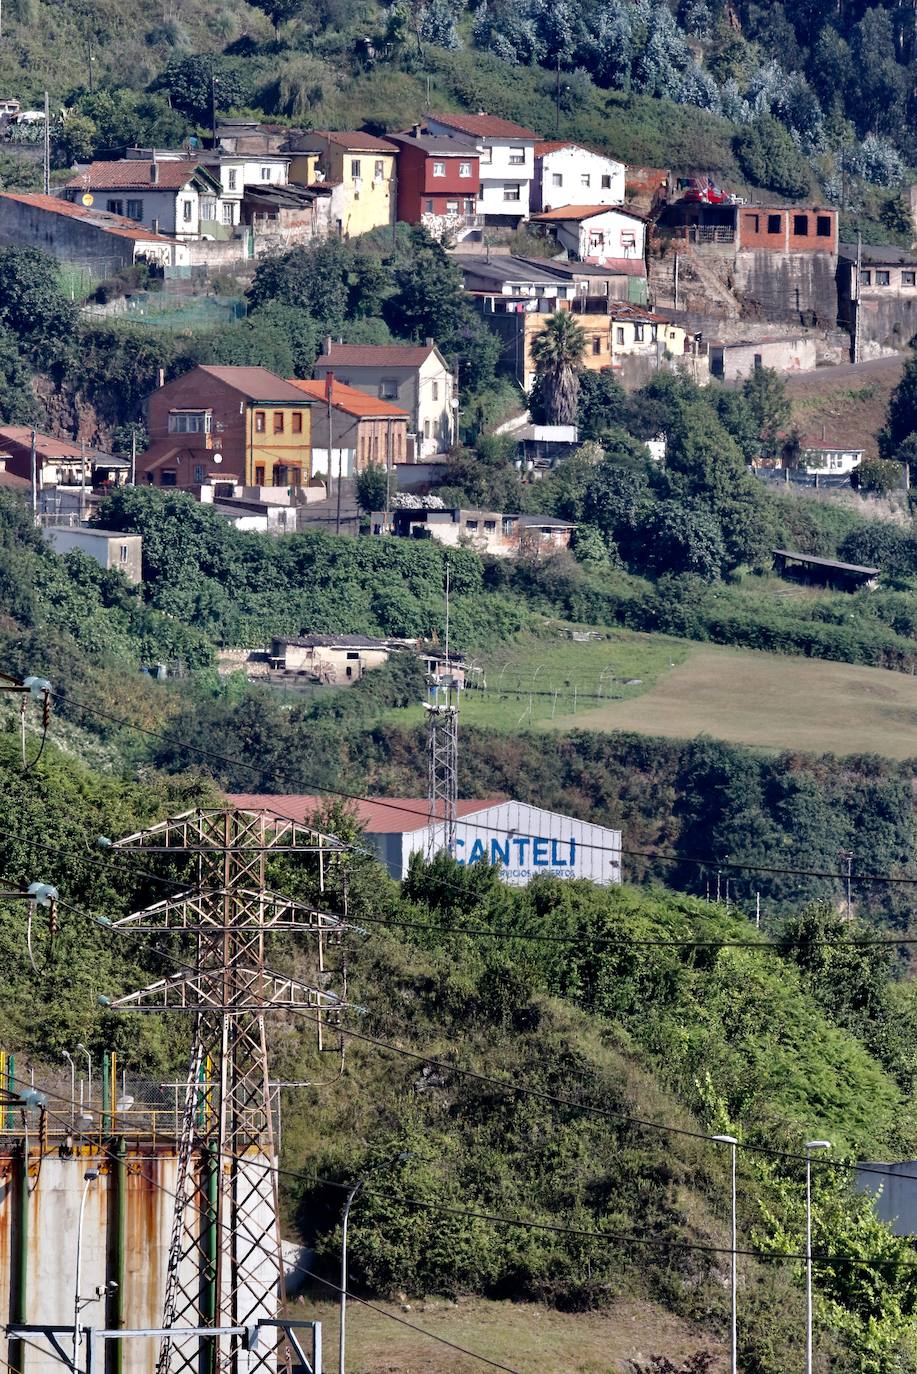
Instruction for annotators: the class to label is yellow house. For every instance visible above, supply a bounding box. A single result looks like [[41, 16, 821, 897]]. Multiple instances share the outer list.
[[287, 131, 398, 238]]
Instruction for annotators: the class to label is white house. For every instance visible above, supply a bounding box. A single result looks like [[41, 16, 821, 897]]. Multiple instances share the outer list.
[[792, 436, 865, 476], [226, 794, 624, 887], [64, 160, 227, 239], [424, 113, 539, 225], [530, 204, 647, 266], [533, 141, 626, 212], [313, 340, 456, 458]]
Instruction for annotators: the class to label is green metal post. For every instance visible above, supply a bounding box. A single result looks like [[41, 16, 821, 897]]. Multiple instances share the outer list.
[[102, 1052, 111, 1135], [6, 1052, 15, 1130], [108, 1139, 127, 1374], [9, 1141, 28, 1374], [200, 1146, 219, 1374]]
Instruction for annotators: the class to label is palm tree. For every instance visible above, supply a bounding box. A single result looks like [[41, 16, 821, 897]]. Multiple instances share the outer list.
[[530, 311, 588, 425]]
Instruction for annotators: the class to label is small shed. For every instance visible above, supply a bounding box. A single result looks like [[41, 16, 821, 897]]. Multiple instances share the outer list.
[[772, 549, 879, 592]]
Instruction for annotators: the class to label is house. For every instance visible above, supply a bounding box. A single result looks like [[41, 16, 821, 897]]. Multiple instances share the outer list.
[[313, 341, 455, 458], [286, 378, 408, 481], [837, 244, 917, 359], [708, 335, 817, 381], [198, 486, 301, 533], [390, 129, 481, 237], [516, 424, 579, 469], [533, 141, 625, 212], [389, 506, 576, 557], [226, 793, 623, 886], [240, 183, 328, 250], [43, 526, 142, 584], [423, 113, 539, 225], [530, 204, 647, 267], [139, 366, 315, 491], [773, 549, 878, 591], [286, 132, 398, 238], [657, 200, 839, 325], [64, 160, 227, 239], [0, 192, 189, 273], [0, 457, 28, 492], [268, 634, 407, 683], [0, 428, 129, 516], [787, 435, 865, 476]]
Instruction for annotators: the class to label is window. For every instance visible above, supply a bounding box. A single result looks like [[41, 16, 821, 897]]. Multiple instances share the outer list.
[[591, 336, 602, 355], [145, 473, 154, 485], [425, 199, 434, 213], [552, 172, 563, 187], [466, 519, 478, 530], [816, 215, 832, 237], [793, 214, 809, 236], [374, 159, 384, 178], [222, 202, 234, 225], [432, 160, 446, 177], [876, 270, 890, 286], [651, 324, 658, 341], [615, 326, 624, 344], [200, 197, 217, 220], [160, 471, 177, 486], [119, 544, 129, 562], [292, 412, 303, 434], [432, 381, 439, 401], [601, 174, 611, 189], [273, 412, 284, 433], [903, 271, 916, 287], [767, 213, 782, 234], [168, 411, 211, 434], [182, 199, 193, 223], [484, 519, 496, 531], [509, 147, 525, 164], [748, 213, 760, 232], [464, 197, 475, 214], [503, 184, 521, 201], [255, 411, 266, 433], [424, 420, 431, 439], [634, 324, 644, 341], [446, 200, 458, 213], [106, 199, 124, 216], [459, 161, 471, 178], [580, 173, 591, 188], [193, 465, 205, 484], [380, 380, 398, 399], [260, 166, 271, 181], [126, 199, 143, 220], [228, 169, 238, 190], [255, 465, 265, 485], [479, 146, 492, 164], [350, 159, 361, 178], [860, 270, 872, 286]]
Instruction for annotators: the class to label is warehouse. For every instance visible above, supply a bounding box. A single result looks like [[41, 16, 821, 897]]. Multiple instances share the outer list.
[[226, 794, 623, 887]]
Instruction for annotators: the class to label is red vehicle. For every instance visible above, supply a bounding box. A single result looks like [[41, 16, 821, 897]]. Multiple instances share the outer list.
[[681, 176, 727, 204]]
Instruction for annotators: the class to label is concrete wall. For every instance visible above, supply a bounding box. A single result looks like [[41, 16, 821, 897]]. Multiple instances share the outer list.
[[534, 146, 625, 212], [856, 1161, 917, 1236], [732, 250, 838, 326], [709, 336, 817, 381], [0, 199, 135, 275], [44, 528, 143, 584]]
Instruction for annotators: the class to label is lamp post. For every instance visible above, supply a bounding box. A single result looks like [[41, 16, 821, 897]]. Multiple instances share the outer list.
[[805, 1139, 831, 1374], [76, 1043, 92, 1104], [339, 1153, 413, 1374], [73, 1168, 100, 1374], [712, 1135, 738, 1374], [62, 1051, 75, 1128]]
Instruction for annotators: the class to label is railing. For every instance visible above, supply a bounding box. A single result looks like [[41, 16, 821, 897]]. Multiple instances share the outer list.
[[669, 225, 735, 245]]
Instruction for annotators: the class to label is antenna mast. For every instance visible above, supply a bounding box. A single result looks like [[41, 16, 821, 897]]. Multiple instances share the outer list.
[[425, 559, 460, 858]]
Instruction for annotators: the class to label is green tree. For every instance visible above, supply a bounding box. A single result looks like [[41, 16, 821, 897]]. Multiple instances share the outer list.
[[0, 325, 40, 424], [529, 312, 587, 425], [384, 227, 464, 341], [248, 302, 319, 378], [155, 55, 251, 123], [356, 464, 389, 512], [643, 500, 726, 579], [575, 368, 626, 439], [881, 344, 917, 456], [0, 246, 79, 364], [741, 367, 790, 457], [735, 114, 811, 198], [854, 456, 902, 495], [178, 318, 296, 376]]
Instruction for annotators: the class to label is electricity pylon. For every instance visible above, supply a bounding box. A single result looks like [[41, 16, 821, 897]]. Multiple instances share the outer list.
[[106, 807, 349, 1374], [425, 673, 460, 858]]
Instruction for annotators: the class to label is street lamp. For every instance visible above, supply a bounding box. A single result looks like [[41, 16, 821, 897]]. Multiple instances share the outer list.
[[711, 1135, 738, 1374], [805, 1139, 831, 1374], [75, 1043, 92, 1104], [339, 1153, 413, 1374], [73, 1168, 100, 1374]]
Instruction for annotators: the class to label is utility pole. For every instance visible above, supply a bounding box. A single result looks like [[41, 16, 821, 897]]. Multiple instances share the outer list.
[[327, 371, 340, 535], [29, 428, 37, 524], [79, 440, 87, 523], [425, 561, 460, 858], [130, 429, 136, 487], [839, 851, 853, 919], [853, 231, 862, 365], [554, 52, 561, 137], [42, 91, 49, 196], [105, 806, 351, 1374], [673, 252, 679, 311]]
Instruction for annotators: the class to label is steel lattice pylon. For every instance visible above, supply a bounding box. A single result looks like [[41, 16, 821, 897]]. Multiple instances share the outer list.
[[108, 808, 349, 1374], [424, 675, 460, 858]]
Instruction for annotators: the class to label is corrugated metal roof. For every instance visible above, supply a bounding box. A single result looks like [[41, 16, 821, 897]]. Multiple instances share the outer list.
[[224, 794, 504, 833], [773, 549, 878, 575]]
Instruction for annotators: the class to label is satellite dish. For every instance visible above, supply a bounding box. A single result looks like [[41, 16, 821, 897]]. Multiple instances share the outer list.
[[81, 193, 94, 207], [213, 453, 223, 464]]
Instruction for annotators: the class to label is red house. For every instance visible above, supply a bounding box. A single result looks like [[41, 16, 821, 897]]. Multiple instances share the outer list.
[[391, 129, 480, 231]]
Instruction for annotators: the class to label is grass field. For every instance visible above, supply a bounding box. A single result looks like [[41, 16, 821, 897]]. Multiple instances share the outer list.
[[303, 1294, 724, 1374]]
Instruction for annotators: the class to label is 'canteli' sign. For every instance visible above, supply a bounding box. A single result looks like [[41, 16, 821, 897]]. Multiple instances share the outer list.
[[456, 835, 577, 872]]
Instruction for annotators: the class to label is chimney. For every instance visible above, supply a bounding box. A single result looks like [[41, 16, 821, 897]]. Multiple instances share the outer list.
[[150, 161, 159, 184], [324, 334, 332, 355], [412, 123, 421, 138], [425, 336, 433, 347], [157, 368, 165, 388]]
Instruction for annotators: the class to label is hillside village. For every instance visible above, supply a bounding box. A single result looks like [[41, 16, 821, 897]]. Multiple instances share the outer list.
[[7, 4, 917, 1372]]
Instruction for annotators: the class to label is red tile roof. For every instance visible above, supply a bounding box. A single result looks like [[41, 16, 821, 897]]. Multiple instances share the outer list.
[[195, 366, 318, 403], [315, 343, 441, 368], [0, 426, 112, 462], [225, 794, 503, 834], [0, 191, 175, 243], [300, 131, 398, 152], [534, 140, 620, 160], [531, 203, 646, 222], [427, 112, 539, 140], [287, 378, 408, 417], [0, 463, 28, 489], [65, 160, 214, 191]]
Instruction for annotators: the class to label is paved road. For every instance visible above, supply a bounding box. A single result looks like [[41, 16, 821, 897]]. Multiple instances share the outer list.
[[785, 354, 905, 391]]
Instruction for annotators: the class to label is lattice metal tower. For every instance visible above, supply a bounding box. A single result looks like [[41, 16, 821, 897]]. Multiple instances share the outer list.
[[424, 677, 460, 858], [106, 807, 350, 1374]]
